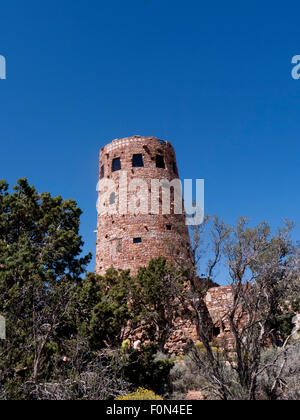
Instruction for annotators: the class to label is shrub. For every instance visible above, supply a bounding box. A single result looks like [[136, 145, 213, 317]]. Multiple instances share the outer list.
[[123, 344, 174, 396], [195, 341, 205, 354], [121, 339, 131, 353], [116, 387, 163, 400], [195, 341, 223, 356], [257, 342, 300, 400], [169, 354, 208, 399]]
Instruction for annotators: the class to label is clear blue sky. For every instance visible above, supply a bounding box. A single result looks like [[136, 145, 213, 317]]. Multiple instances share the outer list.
[[1, 0, 299, 273]]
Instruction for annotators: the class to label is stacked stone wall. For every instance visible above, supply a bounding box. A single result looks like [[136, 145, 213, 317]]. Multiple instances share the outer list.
[[96, 136, 191, 276], [95, 136, 245, 353]]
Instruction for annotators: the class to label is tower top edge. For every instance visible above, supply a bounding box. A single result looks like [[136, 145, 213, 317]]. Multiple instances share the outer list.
[[100, 136, 173, 152]]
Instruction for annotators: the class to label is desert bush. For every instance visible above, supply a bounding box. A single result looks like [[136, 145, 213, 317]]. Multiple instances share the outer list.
[[25, 348, 130, 400], [170, 354, 210, 399], [123, 344, 174, 397], [183, 341, 300, 400], [116, 387, 163, 400], [257, 341, 300, 400]]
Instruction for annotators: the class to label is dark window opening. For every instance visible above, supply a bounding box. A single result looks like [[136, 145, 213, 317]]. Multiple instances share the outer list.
[[100, 165, 104, 179], [166, 224, 172, 231], [109, 192, 116, 205], [132, 154, 144, 167], [156, 154, 165, 168], [133, 237, 142, 244], [172, 161, 178, 175], [213, 327, 220, 337], [112, 157, 121, 172]]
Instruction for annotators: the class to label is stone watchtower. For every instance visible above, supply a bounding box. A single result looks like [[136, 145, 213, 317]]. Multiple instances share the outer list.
[[95, 136, 192, 276]]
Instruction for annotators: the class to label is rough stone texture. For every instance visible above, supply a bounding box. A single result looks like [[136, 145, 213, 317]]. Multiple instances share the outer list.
[[204, 286, 236, 347], [95, 136, 243, 353], [164, 317, 198, 354], [96, 136, 191, 276], [205, 287, 234, 323], [205, 286, 250, 349], [164, 287, 241, 353], [186, 390, 206, 400]]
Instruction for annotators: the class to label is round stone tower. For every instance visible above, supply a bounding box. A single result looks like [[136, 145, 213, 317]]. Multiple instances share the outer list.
[[95, 136, 191, 275]]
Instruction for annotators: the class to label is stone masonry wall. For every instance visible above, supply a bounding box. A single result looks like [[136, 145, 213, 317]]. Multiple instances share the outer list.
[[95, 136, 241, 353], [204, 286, 236, 348], [164, 286, 238, 353], [96, 136, 191, 276]]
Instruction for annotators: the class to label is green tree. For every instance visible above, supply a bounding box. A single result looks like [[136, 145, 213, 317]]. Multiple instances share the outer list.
[[71, 269, 134, 349], [132, 257, 186, 352], [0, 178, 91, 398]]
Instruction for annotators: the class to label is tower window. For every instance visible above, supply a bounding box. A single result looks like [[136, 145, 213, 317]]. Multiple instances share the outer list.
[[100, 165, 104, 179], [166, 224, 172, 230], [132, 154, 144, 167], [172, 161, 178, 175], [112, 157, 121, 172], [156, 154, 165, 168], [109, 192, 116, 205], [213, 327, 220, 337], [133, 237, 142, 244]]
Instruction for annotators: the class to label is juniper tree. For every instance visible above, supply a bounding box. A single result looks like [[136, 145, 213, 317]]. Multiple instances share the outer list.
[[70, 269, 134, 350], [0, 178, 91, 397], [131, 257, 187, 352]]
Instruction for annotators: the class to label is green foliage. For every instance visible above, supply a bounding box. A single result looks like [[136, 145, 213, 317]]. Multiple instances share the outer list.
[[275, 296, 300, 338], [132, 257, 186, 352], [70, 269, 134, 349], [0, 178, 91, 398], [123, 344, 174, 396], [121, 339, 131, 352], [1, 181, 298, 401]]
